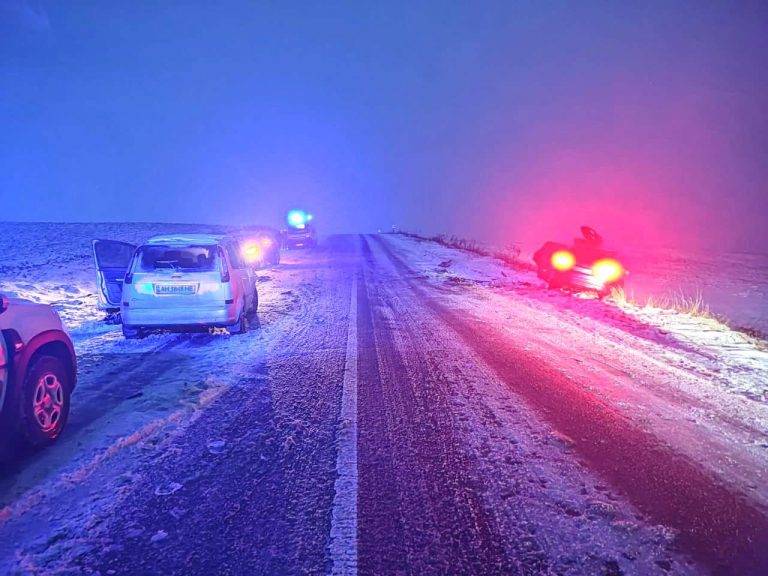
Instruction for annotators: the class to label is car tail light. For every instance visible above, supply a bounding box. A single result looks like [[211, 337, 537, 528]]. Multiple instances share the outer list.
[[219, 247, 230, 283], [551, 250, 576, 271], [592, 258, 624, 283]]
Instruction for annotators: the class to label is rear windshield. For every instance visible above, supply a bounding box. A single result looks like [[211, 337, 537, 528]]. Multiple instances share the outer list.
[[133, 245, 219, 273]]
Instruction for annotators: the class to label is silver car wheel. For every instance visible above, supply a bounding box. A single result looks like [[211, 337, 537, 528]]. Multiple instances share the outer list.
[[33, 372, 64, 433]]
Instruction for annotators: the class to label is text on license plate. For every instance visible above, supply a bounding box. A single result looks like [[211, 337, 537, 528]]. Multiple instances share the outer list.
[[154, 283, 197, 295]]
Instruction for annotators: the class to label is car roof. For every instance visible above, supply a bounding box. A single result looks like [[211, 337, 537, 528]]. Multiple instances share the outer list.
[[146, 233, 228, 246]]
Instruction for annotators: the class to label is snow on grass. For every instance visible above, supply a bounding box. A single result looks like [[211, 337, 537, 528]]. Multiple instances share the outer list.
[[611, 291, 768, 402], [621, 246, 768, 337]]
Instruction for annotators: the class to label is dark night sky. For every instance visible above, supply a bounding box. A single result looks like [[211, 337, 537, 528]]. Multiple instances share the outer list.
[[1, 1, 767, 252]]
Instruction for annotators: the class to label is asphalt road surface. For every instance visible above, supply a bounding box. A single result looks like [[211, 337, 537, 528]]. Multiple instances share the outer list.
[[2, 234, 767, 576]]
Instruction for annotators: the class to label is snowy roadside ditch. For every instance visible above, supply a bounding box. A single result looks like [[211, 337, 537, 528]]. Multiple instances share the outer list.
[[380, 233, 768, 508], [388, 232, 768, 405]]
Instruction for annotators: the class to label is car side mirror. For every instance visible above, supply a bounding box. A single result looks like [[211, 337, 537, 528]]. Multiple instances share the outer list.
[[0, 294, 9, 315]]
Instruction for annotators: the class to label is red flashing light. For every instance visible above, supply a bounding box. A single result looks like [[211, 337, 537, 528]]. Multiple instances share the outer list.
[[592, 258, 624, 283], [551, 250, 575, 271]]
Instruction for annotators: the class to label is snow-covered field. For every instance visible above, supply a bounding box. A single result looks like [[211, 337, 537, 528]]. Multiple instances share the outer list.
[[621, 247, 768, 336], [420, 234, 768, 336], [403, 232, 768, 401]]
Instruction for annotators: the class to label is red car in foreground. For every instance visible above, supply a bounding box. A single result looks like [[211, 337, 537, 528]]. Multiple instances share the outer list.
[[0, 294, 77, 449]]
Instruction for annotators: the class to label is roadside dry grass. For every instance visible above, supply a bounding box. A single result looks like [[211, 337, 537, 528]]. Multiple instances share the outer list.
[[610, 286, 713, 319], [610, 286, 767, 344]]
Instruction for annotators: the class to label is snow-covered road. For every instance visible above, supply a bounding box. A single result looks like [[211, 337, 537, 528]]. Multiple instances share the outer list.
[[1, 229, 767, 575]]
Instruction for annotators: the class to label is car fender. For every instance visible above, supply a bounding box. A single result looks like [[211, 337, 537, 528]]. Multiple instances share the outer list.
[[9, 329, 77, 393]]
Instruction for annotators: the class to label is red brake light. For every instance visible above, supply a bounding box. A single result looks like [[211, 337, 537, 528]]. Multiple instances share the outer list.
[[551, 250, 575, 271], [241, 242, 263, 263]]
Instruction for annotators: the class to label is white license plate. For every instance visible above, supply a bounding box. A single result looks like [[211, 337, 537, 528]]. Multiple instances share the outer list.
[[154, 283, 197, 295]]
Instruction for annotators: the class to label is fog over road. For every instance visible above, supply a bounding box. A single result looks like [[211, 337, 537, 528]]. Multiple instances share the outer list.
[[2, 234, 767, 575]]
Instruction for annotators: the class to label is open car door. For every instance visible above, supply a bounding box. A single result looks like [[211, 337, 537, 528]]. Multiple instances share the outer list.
[[92, 240, 137, 311]]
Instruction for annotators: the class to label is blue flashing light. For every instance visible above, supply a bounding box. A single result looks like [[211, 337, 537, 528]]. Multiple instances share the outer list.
[[287, 209, 313, 228]]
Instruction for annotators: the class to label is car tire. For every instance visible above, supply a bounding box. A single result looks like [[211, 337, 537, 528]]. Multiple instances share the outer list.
[[17, 355, 71, 447], [122, 325, 143, 339], [247, 290, 260, 328], [249, 290, 259, 315], [228, 311, 248, 335]]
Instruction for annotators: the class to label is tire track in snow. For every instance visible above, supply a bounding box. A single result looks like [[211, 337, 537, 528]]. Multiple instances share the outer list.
[[0, 333, 190, 489], [328, 270, 359, 575], [357, 236, 515, 574], [355, 244, 409, 575]]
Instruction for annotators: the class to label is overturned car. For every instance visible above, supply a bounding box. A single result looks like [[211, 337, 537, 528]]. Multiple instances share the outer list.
[[533, 226, 626, 298]]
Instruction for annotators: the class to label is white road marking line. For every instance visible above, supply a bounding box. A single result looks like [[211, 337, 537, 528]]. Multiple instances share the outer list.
[[329, 272, 359, 576]]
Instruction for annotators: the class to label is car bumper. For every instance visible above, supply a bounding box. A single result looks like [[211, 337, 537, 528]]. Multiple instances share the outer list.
[[569, 270, 605, 291], [122, 303, 239, 328], [286, 238, 312, 246], [568, 270, 623, 293]]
